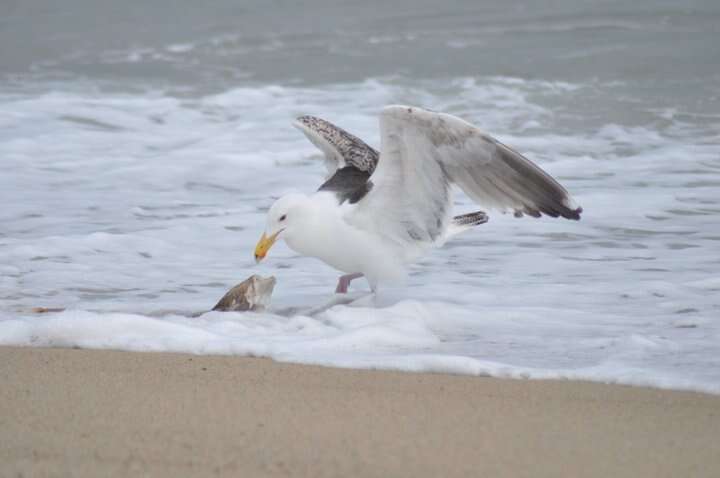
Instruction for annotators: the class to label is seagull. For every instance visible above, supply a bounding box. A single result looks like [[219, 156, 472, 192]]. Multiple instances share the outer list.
[[254, 105, 582, 293]]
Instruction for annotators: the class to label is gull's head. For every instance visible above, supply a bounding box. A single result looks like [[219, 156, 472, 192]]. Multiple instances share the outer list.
[[254, 193, 308, 263]]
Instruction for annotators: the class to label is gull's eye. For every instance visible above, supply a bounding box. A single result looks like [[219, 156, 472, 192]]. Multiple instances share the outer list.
[[279, 214, 287, 222]]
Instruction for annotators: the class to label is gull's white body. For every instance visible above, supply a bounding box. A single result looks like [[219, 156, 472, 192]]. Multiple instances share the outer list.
[[267, 192, 427, 289], [259, 105, 582, 292]]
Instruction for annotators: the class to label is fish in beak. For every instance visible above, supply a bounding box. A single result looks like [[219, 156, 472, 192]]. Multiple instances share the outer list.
[[254, 230, 281, 263]]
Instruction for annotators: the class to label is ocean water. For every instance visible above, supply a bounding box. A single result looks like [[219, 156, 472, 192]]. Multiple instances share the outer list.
[[1, 0, 720, 393]]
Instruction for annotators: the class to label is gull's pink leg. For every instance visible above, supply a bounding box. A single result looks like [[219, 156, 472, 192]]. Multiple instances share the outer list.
[[335, 273, 364, 294]]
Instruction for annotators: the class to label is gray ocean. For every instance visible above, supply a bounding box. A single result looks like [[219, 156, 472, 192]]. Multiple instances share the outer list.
[[1, 0, 720, 392]]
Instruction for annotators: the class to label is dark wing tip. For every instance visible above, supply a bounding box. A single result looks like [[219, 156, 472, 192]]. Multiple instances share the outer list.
[[568, 205, 583, 220], [544, 204, 582, 220], [514, 203, 582, 220], [489, 143, 582, 222]]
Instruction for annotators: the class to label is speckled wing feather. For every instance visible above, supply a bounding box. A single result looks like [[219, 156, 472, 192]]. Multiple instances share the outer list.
[[294, 116, 379, 177]]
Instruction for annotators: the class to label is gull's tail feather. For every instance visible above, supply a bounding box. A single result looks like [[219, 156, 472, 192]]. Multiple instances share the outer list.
[[440, 211, 489, 243], [452, 211, 489, 229]]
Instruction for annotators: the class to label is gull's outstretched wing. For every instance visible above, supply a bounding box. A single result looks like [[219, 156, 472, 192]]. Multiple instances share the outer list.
[[294, 115, 380, 205], [294, 116, 379, 177], [350, 105, 582, 246]]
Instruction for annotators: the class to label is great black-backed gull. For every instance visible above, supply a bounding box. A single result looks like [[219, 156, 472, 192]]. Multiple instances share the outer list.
[[254, 105, 582, 293]]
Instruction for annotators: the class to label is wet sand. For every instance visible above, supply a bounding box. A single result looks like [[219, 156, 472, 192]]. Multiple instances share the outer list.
[[1, 346, 719, 477]]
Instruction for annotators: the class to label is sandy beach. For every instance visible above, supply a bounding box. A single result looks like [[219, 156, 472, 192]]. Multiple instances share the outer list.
[[1, 346, 718, 477]]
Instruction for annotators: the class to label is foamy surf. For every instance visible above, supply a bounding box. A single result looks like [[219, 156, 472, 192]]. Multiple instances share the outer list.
[[1, 300, 717, 395], [1, 76, 719, 395]]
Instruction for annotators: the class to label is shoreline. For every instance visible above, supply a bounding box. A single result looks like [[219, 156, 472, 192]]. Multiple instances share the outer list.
[[2, 346, 719, 477]]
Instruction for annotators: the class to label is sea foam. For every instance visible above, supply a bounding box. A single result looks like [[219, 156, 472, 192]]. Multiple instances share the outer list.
[[1, 76, 719, 394]]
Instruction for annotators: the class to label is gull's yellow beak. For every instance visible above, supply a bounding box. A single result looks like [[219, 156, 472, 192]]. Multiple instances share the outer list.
[[254, 230, 280, 263]]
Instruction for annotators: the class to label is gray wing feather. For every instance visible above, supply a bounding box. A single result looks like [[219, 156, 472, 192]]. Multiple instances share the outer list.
[[348, 111, 452, 245], [350, 105, 581, 247], [382, 105, 582, 220]]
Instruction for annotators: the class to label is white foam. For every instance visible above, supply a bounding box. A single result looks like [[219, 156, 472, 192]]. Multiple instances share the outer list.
[[1, 76, 719, 395], [166, 43, 195, 53], [1, 302, 717, 394]]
